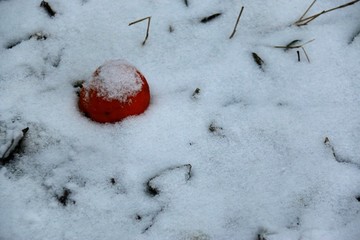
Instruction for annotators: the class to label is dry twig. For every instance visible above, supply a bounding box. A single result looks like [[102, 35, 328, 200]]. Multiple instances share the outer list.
[[129, 16, 152, 45], [229, 6, 244, 39], [295, 0, 360, 26], [274, 39, 315, 63]]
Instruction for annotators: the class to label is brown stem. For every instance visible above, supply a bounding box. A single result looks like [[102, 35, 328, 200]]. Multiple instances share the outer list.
[[129, 16, 152, 45], [298, 0, 317, 22], [295, 0, 360, 26], [229, 6, 245, 39]]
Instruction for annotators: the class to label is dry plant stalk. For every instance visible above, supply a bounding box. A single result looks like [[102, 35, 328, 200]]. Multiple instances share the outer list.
[[229, 6, 245, 39], [295, 0, 360, 26], [129, 16, 151, 45], [274, 39, 315, 62]]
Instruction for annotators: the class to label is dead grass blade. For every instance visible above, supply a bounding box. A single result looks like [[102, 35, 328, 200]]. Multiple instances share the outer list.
[[274, 39, 315, 63], [295, 0, 360, 26], [229, 6, 245, 39], [129, 16, 152, 45]]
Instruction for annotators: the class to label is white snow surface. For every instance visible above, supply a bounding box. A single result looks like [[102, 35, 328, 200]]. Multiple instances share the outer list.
[[1, 0, 360, 240], [87, 59, 143, 102]]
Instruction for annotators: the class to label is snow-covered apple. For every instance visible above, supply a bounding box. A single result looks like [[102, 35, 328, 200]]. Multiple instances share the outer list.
[[78, 60, 150, 123]]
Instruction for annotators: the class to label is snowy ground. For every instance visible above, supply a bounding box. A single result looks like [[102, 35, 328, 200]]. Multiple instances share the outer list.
[[1, 0, 360, 239]]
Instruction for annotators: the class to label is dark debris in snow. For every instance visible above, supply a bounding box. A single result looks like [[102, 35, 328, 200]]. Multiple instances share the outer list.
[[56, 188, 76, 206], [40, 1, 56, 17], [0, 127, 29, 165], [200, 13, 222, 23], [146, 164, 192, 197]]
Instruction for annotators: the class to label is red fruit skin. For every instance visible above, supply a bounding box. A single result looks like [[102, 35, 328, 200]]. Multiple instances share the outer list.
[[79, 70, 150, 123]]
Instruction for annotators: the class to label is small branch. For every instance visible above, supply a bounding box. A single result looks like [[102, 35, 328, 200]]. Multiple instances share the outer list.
[[295, 0, 360, 26], [200, 13, 222, 23], [298, 0, 317, 22], [40, 1, 56, 17], [229, 6, 244, 39], [129, 16, 151, 45]]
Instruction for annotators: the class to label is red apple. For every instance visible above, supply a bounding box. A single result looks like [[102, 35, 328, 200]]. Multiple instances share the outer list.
[[79, 60, 150, 123]]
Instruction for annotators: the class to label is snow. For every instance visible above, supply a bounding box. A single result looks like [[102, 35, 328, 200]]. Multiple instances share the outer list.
[[1, 0, 360, 239], [85, 59, 143, 102]]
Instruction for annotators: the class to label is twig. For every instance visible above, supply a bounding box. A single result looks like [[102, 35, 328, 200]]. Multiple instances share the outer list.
[[274, 39, 314, 63], [295, 0, 360, 26], [200, 13, 222, 23], [298, 0, 317, 22], [301, 47, 310, 62], [40, 1, 56, 17], [184, 0, 188, 7], [229, 6, 244, 39], [129, 16, 151, 45], [274, 39, 315, 49]]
